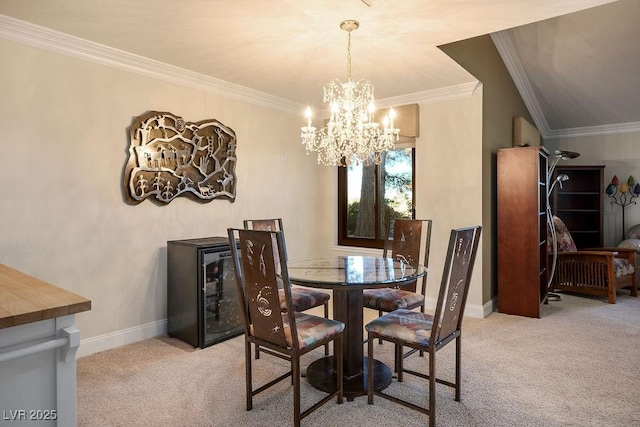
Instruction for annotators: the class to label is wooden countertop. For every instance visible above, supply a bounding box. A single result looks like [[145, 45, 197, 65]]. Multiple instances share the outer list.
[[0, 263, 91, 329]]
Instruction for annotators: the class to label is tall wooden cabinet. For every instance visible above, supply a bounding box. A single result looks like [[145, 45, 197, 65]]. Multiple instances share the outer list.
[[552, 165, 604, 249], [497, 146, 549, 318]]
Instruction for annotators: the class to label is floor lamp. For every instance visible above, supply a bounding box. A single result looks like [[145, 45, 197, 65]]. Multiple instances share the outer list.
[[546, 149, 580, 301]]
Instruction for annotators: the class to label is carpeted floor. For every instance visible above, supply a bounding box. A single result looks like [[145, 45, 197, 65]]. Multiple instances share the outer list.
[[77, 292, 640, 426]]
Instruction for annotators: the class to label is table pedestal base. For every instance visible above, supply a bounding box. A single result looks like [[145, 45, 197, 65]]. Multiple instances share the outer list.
[[306, 356, 392, 401]]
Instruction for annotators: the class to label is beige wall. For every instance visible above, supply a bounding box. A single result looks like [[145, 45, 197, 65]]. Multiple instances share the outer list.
[[0, 38, 333, 342], [554, 131, 640, 245], [415, 90, 484, 308], [0, 35, 486, 355], [441, 35, 534, 304]]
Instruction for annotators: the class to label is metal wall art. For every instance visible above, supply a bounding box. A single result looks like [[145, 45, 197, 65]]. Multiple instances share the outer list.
[[124, 111, 237, 204]]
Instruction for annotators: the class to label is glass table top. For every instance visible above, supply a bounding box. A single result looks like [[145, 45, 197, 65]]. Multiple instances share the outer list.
[[287, 256, 426, 290]]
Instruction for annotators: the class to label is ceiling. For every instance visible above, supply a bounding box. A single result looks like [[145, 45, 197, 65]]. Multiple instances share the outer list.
[[492, 0, 640, 139], [1, 0, 636, 140]]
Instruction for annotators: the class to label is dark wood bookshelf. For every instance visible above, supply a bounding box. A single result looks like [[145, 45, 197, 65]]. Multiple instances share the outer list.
[[552, 165, 604, 249]]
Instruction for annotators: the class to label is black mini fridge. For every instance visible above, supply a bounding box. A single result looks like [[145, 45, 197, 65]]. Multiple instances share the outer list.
[[167, 237, 243, 348]]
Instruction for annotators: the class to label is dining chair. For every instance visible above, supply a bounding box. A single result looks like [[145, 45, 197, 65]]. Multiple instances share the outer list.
[[243, 218, 331, 357], [362, 218, 432, 363], [228, 228, 344, 427], [365, 225, 481, 426]]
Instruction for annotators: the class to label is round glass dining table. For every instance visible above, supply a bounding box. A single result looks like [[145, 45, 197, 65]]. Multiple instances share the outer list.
[[287, 255, 427, 400]]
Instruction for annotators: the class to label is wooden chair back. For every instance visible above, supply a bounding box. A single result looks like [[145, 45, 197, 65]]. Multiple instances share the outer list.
[[243, 218, 287, 264], [243, 218, 283, 232], [229, 228, 298, 350], [432, 226, 482, 344], [383, 218, 432, 293]]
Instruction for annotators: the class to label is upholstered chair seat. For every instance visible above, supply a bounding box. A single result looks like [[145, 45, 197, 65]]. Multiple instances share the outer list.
[[362, 288, 425, 312], [279, 287, 331, 313]]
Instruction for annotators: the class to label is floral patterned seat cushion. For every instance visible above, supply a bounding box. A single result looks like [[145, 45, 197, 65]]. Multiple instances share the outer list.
[[283, 312, 344, 350], [362, 288, 424, 312], [547, 215, 577, 253], [614, 257, 635, 278], [278, 287, 330, 312], [365, 309, 434, 347], [249, 312, 344, 350]]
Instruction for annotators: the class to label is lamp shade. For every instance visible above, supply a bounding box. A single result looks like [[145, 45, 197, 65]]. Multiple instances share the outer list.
[[606, 183, 615, 195], [612, 175, 619, 186]]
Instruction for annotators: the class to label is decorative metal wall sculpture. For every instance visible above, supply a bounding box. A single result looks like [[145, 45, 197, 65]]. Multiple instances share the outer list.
[[124, 111, 237, 204]]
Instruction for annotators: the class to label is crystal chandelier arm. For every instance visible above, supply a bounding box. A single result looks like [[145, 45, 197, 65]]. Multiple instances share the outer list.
[[304, 106, 313, 128]]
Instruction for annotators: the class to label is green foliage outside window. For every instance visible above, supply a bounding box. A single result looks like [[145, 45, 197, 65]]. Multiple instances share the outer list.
[[343, 148, 414, 244]]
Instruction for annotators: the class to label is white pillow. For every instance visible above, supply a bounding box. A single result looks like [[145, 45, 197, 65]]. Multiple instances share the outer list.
[[625, 224, 640, 239], [618, 238, 640, 251]]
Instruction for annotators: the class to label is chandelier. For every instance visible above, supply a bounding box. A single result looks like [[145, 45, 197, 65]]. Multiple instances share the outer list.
[[301, 20, 400, 167]]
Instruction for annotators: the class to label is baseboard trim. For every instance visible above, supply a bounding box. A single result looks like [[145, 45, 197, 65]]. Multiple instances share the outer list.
[[424, 297, 493, 319], [77, 319, 167, 358]]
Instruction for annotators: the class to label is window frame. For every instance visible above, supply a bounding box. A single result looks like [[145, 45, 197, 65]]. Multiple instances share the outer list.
[[337, 147, 416, 249]]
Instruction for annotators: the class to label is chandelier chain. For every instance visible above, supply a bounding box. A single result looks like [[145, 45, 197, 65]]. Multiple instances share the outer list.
[[346, 31, 352, 80]]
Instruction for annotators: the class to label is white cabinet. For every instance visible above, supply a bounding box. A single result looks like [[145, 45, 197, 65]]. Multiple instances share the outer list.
[[0, 264, 91, 426]]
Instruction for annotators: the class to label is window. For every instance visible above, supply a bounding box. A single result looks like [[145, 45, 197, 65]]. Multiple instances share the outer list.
[[338, 147, 415, 249]]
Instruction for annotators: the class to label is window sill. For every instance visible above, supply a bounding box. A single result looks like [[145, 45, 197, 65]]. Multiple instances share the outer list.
[[330, 245, 384, 256]]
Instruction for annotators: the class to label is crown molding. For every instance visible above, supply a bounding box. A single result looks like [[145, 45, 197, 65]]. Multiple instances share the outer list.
[[316, 81, 480, 118], [1, 14, 481, 119], [0, 14, 300, 114], [546, 121, 640, 139], [378, 80, 481, 108], [490, 31, 552, 138], [491, 30, 640, 140]]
